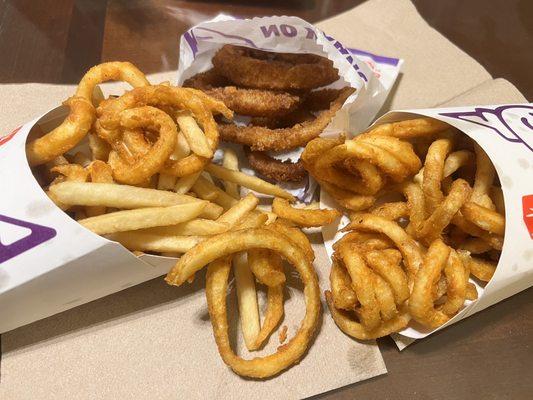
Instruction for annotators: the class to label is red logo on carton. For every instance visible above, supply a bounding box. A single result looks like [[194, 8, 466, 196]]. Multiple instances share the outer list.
[[523, 195, 533, 239], [0, 126, 21, 147]]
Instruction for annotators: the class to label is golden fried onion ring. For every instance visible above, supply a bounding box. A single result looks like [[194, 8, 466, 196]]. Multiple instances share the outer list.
[[76, 61, 150, 104], [212, 45, 339, 91]]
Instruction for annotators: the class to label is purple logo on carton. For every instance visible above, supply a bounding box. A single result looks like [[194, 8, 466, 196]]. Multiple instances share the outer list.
[[439, 105, 533, 153], [0, 214, 56, 264]]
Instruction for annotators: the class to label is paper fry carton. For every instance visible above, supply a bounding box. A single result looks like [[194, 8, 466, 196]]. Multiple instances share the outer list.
[[322, 103, 533, 339], [0, 107, 181, 333]]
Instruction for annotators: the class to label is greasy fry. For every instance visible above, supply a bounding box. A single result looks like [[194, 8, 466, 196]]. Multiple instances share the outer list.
[[222, 148, 240, 198], [205, 164, 294, 200], [78, 202, 206, 235], [233, 252, 261, 351]]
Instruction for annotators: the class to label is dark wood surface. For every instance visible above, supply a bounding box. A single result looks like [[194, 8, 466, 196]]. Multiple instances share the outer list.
[[1, 1, 532, 399]]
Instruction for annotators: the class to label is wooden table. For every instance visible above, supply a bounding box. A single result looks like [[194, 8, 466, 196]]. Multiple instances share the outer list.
[[1, 1, 532, 399]]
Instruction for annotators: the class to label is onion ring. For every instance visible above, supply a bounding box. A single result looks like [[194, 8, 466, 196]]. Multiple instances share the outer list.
[[97, 85, 230, 177], [28, 62, 153, 166], [302, 88, 347, 111], [26, 97, 96, 166], [212, 45, 339, 90], [244, 148, 306, 182], [219, 87, 353, 151], [75, 61, 150, 104]]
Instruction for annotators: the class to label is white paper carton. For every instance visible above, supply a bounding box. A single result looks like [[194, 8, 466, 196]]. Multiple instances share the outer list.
[[0, 16, 402, 334], [322, 103, 533, 339], [0, 108, 181, 333]]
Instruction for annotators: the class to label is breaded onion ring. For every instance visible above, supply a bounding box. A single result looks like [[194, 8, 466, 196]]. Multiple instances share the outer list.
[[302, 88, 346, 111], [76, 61, 150, 104], [212, 45, 339, 90], [244, 148, 306, 182], [184, 70, 301, 117], [203, 86, 300, 117], [182, 68, 230, 89], [219, 87, 353, 151]]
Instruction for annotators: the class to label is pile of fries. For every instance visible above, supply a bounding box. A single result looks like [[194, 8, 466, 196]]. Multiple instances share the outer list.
[[25, 60, 505, 379], [27, 61, 348, 379], [302, 118, 504, 338]]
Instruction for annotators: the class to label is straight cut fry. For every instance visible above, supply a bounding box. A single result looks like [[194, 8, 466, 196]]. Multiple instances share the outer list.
[[222, 148, 240, 198], [110, 231, 201, 253], [78, 202, 206, 235], [216, 193, 259, 226], [176, 111, 213, 158], [233, 252, 261, 351], [205, 163, 295, 200], [174, 171, 201, 194], [193, 175, 239, 209], [139, 219, 229, 236], [49, 181, 223, 219]]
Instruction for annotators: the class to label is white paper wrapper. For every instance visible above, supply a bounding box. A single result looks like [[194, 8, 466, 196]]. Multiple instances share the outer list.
[[177, 15, 402, 201], [322, 103, 533, 339]]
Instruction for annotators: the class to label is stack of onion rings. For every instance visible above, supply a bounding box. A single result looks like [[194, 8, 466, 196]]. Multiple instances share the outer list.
[[183, 45, 355, 182]]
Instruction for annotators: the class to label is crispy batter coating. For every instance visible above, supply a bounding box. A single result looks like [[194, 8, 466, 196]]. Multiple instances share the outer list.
[[244, 148, 306, 182], [219, 87, 354, 151], [212, 45, 339, 90]]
